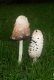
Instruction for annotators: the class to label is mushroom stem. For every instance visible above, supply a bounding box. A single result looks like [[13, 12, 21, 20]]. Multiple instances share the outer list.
[[18, 40, 23, 63]]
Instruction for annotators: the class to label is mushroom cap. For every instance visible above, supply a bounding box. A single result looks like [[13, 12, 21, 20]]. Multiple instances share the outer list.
[[11, 15, 30, 40], [28, 29, 43, 59], [32, 30, 43, 41]]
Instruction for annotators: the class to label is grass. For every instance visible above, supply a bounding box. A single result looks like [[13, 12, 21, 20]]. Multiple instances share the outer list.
[[0, 3, 54, 80]]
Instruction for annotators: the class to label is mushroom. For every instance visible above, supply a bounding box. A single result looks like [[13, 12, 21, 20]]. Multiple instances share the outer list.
[[28, 30, 43, 63], [11, 15, 30, 63]]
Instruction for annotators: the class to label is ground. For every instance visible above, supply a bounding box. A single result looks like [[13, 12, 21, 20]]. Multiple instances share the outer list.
[[0, 3, 54, 80]]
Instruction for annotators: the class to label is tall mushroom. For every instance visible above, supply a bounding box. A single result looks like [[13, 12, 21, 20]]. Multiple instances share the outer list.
[[11, 15, 30, 63]]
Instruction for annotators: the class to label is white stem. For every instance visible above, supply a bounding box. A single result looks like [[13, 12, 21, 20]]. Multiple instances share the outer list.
[[33, 58, 37, 63], [18, 40, 23, 63]]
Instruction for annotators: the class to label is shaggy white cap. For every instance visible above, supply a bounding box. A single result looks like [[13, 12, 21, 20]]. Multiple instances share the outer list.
[[28, 30, 43, 62], [15, 15, 29, 28], [11, 15, 30, 40]]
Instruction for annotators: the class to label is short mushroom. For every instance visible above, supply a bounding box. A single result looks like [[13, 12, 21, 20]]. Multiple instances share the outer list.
[[11, 15, 30, 63], [28, 30, 43, 63]]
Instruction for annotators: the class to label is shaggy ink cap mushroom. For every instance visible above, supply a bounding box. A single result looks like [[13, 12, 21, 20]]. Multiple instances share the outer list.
[[11, 15, 30, 63]]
